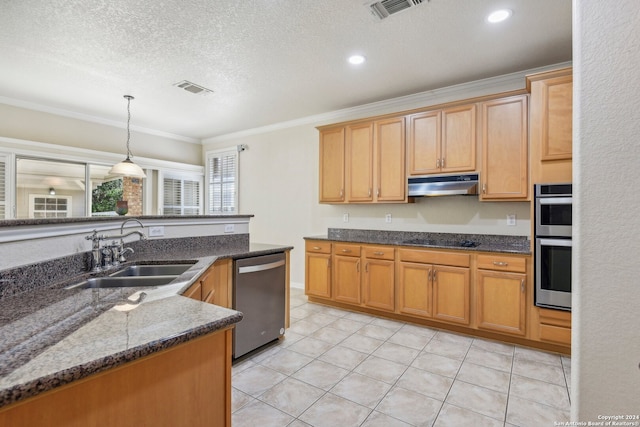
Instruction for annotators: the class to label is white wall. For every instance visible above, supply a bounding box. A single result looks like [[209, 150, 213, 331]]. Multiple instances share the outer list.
[[0, 103, 202, 165], [573, 0, 640, 420]]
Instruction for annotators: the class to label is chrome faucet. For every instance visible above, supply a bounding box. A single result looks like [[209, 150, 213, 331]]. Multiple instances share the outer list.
[[85, 220, 147, 272]]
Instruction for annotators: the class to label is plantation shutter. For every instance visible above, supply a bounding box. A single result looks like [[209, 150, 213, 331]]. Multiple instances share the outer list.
[[163, 176, 201, 215], [207, 150, 237, 214]]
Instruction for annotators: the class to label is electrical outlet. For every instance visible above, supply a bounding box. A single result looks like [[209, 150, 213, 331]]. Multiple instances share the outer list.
[[385, 213, 392, 223], [507, 214, 517, 226], [224, 224, 235, 233], [149, 226, 164, 237], [343, 213, 349, 222]]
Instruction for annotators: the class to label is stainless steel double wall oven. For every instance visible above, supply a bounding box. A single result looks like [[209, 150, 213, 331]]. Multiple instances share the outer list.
[[534, 183, 572, 311]]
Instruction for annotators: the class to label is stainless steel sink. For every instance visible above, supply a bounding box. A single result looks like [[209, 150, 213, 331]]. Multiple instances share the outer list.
[[110, 264, 194, 277], [66, 275, 179, 289]]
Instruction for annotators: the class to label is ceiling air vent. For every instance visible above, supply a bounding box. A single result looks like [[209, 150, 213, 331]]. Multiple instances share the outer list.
[[366, 0, 426, 20], [173, 80, 214, 96]]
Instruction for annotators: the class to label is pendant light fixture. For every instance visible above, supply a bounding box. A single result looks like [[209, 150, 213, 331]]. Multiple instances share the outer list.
[[109, 95, 147, 178]]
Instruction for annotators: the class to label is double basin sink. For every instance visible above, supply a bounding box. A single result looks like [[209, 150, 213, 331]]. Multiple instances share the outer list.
[[66, 262, 197, 289]]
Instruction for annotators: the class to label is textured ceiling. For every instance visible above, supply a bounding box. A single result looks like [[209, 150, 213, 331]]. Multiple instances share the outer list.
[[0, 0, 572, 141]]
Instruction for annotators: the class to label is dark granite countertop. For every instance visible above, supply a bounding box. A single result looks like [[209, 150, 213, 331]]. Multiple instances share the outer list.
[[305, 228, 531, 255], [0, 240, 293, 408]]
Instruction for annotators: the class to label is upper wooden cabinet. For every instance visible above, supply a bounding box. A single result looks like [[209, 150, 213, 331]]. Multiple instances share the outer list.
[[408, 104, 477, 176], [480, 95, 529, 201], [319, 116, 406, 204], [319, 127, 346, 202], [527, 67, 573, 183]]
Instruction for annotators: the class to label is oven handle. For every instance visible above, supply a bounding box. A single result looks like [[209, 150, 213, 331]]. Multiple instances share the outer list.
[[538, 197, 572, 205], [537, 238, 572, 247]]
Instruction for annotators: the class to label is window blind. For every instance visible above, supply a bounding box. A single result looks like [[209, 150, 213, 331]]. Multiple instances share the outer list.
[[207, 150, 237, 214]]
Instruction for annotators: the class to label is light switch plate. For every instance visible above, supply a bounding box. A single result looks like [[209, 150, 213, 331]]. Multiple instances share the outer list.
[[343, 213, 349, 222], [224, 224, 235, 233], [149, 226, 164, 237], [385, 214, 392, 223], [507, 214, 517, 226]]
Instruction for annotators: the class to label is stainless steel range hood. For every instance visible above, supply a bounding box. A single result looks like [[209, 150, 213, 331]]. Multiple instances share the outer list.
[[408, 174, 479, 197]]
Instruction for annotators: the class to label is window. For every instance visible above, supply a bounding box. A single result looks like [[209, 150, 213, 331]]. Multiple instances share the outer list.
[[28, 194, 72, 218], [207, 149, 238, 214], [161, 173, 202, 215]]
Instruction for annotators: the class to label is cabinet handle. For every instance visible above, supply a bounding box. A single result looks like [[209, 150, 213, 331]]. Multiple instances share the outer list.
[[373, 251, 384, 256], [368, 188, 372, 197], [365, 262, 369, 273], [436, 159, 441, 168], [340, 189, 344, 198], [493, 261, 509, 267], [428, 270, 432, 281], [441, 157, 445, 168], [482, 183, 487, 194], [433, 270, 437, 281], [521, 279, 525, 293], [377, 188, 380, 197], [342, 249, 352, 253], [356, 260, 360, 272], [313, 246, 321, 250]]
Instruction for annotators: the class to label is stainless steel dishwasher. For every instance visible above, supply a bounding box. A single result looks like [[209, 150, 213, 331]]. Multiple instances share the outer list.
[[233, 252, 286, 359]]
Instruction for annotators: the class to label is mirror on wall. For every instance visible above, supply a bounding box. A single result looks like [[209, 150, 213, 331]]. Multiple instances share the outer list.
[[14, 157, 144, 219]]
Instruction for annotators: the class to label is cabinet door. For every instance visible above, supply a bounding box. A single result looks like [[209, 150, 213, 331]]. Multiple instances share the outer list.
[[432, 265, 470, 325], [397, 262, 432, 318], [480, 95, 529, 200], [333, 255, 361, 304], [363, 258, 395, 311], [346, 122, 374, 202], [477, 270, 526, 336], [375, 117, 406, 201], [319, 127, 345, 202], [306, 253, 332, 298], [408, 111, 441, 175], [539, 75, 573, 161], [441, 104, 476, 173]]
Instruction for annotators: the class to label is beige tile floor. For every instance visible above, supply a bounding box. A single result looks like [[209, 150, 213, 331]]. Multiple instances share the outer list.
[[232, 288, 571, 427]]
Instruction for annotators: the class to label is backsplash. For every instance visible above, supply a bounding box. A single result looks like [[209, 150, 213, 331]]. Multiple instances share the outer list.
[[0, 233, 249, 300]]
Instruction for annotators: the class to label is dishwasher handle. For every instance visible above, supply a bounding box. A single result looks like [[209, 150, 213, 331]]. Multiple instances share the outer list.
[[238, 259, 285, 274]]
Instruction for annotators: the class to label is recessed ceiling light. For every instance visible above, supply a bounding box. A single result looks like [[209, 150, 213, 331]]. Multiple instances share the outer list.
[[487, 9, 512, 23], [348, 55, 366, 65]]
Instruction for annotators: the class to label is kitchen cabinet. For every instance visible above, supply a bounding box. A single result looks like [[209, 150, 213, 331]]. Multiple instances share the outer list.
[[0, 329, 233, 427], [476, 254, 527, 336], [305, 240, 332, 298], [527, 67, 573, 183], [536, 307, 571, 346], [480, 95, 529, 200], [318, 116, 406, 204], [332, 243, 362, 304], [184, 259, 232, 308], [346, 122, 374, 202], [362, 245, 395, 312], [319, 127, 345, 202], [397, 248, 470, 325], [407, 104, 476, 176]]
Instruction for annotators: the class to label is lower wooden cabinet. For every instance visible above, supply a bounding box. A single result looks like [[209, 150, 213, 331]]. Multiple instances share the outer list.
[[476, 254, 527, 336], [184, 259, 232, 308], [432, 265, 470, 325], [332, 243, 362, 304], [362, 246, 395, 312], [397, 249, 470, 325], [305, 241, 332, 298], [536, 307, 571, 346]]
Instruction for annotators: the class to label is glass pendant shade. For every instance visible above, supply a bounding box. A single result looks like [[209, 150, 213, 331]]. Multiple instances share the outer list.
[[109, 157, 146, 178], [109, 95, 147, 178]]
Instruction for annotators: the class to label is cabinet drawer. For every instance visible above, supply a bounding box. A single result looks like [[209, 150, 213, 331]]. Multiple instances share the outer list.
[[334, 243, 361, 257], [539, 307, 571, 328], [477, 254, 526, 273], [539, 324, 571, 346], [398, 249, 469, 267], [364, 245, 394, 260], [306, 240, 332, 254]]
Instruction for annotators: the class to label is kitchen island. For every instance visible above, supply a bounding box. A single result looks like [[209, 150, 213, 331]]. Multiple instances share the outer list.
[[0, 221, 292, 426]]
